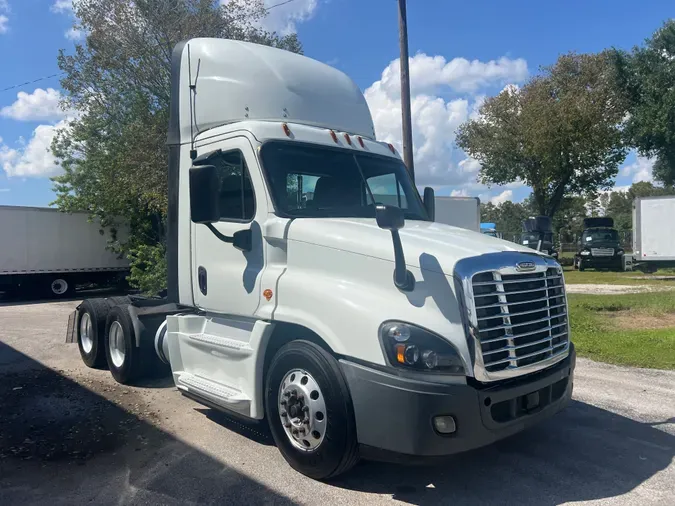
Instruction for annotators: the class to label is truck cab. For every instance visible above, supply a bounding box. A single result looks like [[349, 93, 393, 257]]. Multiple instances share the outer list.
[[521, 216, 559, 260], [575, 217, 623, 271], [70, 38, 575, 480]]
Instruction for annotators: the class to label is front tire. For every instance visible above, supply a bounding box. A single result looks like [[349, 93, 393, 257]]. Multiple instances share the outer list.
[[578, 260, 586, 272], [265, 340, 359, 480], [105, 305, 143, 384]]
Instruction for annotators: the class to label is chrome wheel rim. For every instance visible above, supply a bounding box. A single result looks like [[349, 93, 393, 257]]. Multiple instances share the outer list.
[[109, 321, 126, 368], [278, 369, 327, 452], [80, 312, 93, 354], [51, 279, 68, 295]]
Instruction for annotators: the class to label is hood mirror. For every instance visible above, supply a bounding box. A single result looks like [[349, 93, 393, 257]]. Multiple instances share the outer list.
[[376, 205, 415, 292], [423, 187, 435, 221]]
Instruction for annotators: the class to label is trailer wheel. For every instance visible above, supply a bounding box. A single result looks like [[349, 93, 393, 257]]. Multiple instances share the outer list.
[[265, 340, 359, 480], [49, 277, 75, 298], [77, 299, 110, 368], [105, 305, 143, 385]]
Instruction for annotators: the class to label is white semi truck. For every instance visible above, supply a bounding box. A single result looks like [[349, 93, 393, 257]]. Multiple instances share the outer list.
[[633, 195, 675, 271], [67, 38, 575, 480], [1, 206, 128, 297]]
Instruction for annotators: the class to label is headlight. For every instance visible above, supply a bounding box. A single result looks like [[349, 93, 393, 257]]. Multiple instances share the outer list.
[[580, 250, 590, 256], [551, 251, 559, 258], [380, 322, 465, 374]]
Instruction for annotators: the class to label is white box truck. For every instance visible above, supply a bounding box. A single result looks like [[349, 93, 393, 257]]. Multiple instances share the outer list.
[[0, 206, 129, 297], [434, 196, 480, 232], [633, 195, 675, 270], [66, 38, 575, 480]]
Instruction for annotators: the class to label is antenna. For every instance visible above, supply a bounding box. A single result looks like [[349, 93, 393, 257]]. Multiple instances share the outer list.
[[187, 45, 201, 161]]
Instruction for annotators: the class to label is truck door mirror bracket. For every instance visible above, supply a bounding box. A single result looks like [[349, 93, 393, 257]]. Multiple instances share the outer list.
[[376, 205, 415, 292], [204, 225, 253, 252]]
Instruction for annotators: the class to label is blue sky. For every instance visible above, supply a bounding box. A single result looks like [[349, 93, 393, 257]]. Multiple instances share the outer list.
[[0, 0, 672, 207]]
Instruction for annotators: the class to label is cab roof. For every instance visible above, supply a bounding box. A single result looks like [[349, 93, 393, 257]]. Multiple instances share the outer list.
[[168, 38, 376, 146]]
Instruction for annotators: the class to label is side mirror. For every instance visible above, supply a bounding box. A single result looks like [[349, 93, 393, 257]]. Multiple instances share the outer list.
[[423, 187, 435, 221], [189, 165, 220, 224], [232, 229, 252, 252], [375, 204, 414, 292], [375, 204, 404, 231]]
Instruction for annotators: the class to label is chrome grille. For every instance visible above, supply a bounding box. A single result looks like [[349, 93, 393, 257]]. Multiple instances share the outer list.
[[590, 248, 614, 257], [459, 253, 569, 381]]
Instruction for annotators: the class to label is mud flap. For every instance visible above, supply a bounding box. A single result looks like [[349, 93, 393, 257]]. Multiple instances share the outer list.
[[65, 306, 81, 343]]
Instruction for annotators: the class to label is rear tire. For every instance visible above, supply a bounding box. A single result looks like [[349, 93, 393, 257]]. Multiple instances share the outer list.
[[77, 299, 109, 368], [265, 340, 359, 480], [105, 305, 143, 384]]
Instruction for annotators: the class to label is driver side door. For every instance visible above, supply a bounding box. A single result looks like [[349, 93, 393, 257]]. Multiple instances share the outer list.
[[191, 137, 265, 317]]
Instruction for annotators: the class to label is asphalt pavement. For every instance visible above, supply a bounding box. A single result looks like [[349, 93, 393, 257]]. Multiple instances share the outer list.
[[0, 296, 673, 505]]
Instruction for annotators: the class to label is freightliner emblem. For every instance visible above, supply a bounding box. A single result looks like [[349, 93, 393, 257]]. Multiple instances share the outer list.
[[516, 261, 536, 272]]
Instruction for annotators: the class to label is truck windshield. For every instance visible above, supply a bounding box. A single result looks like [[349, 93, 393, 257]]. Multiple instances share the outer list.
[[259, 141, 428, 220], [582, 228, 619, 243], [522, 232, 553, 244]]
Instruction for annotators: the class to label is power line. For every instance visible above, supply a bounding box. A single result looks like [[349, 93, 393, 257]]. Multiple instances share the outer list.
[[1, 72, 66, 94], [266, 0, 296, 11]]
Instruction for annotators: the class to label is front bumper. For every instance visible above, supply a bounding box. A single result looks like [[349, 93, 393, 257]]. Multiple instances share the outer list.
[[340, 344, 575, 461]]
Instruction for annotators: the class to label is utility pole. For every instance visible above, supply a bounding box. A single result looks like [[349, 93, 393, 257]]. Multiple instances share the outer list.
[[398, 0, 415, 182]]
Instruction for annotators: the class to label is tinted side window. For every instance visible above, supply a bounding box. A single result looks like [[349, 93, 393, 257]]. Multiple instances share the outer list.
[[212, 150, 255, 221], [367, 173, 409, 209]]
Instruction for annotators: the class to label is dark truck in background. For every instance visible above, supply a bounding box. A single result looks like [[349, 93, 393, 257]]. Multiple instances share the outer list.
[[574, 217, 624, 271], [521, 216, 559, 260]]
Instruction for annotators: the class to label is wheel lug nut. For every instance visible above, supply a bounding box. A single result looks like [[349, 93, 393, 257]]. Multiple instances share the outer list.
[[284, 392, 291, 398], [281, 411, 287, 417], [292, 429, 298, 435]]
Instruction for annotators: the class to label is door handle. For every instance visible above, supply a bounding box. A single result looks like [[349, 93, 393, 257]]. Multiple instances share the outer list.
[[198, 266, 207, 295]]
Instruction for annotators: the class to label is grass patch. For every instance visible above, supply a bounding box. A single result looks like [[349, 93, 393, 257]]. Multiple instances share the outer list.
[[568, 292, 675, 370], [563, 267, 675, 286]]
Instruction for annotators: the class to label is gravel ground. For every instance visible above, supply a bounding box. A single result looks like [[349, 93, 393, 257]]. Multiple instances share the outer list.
[[0, 297, 674, 505], [565, 283, 675, 295]]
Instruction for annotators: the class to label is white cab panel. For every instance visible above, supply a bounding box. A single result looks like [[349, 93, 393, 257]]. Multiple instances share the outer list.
[[166, 314, 273, 418], [190, 136, 269, 316]]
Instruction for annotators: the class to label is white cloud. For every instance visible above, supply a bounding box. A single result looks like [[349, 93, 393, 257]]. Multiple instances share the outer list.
[[0, 0, 9, 34], [376, 53, 528, 96], [450, 189, 469, 197], [51, 0, 73, 13], [620, 156, 655, 183], [490, 190, 513, 205], [1, 88, 69, 122], [0, 120, 69, 178], [222, 0, 319, 35], [0, 188, 9, 192], [364, 54, 528, 189], [65, 26, 83, 40]]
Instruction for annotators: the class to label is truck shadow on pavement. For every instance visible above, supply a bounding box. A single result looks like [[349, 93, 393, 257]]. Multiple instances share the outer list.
[[333, 399, 674, 505], [0, 341, 295, 506]]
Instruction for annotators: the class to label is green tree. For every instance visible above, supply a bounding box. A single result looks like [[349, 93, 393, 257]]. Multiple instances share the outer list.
[[51, 0, 301, 294], [457, 52, 628, 217], [613, 20, 675, 185], [480, 200, 530, 239]]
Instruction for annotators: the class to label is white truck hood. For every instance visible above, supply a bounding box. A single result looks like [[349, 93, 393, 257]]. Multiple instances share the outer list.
[[287, 218, 538, 275]]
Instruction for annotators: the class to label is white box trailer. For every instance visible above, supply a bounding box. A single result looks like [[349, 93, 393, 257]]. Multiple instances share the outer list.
[[0, 206, 129, 297], [633, 196, 675, 269], [433, 196, 480, 232]]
